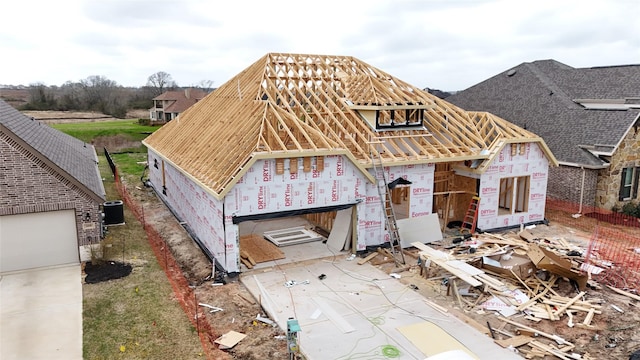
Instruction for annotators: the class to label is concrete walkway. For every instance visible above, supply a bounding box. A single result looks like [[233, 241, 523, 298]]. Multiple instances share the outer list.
[[1, 265, 82, 360]]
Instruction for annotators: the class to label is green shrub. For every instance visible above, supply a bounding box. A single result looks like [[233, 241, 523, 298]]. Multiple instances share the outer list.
[[621, 201, 640, 218]]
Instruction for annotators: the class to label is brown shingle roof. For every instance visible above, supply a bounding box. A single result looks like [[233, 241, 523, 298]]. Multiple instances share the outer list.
[[153, 88, 207, 113]]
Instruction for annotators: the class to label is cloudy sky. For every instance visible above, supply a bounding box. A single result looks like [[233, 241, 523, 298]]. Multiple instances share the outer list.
[[2, 0, 638, 91]]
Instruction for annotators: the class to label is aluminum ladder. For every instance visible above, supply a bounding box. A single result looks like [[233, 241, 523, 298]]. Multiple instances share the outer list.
[[371, 148, 405, 266]]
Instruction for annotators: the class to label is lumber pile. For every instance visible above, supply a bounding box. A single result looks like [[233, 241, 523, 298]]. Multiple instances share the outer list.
[[403, 229, 614, 359], [350, 227, 640, 359]]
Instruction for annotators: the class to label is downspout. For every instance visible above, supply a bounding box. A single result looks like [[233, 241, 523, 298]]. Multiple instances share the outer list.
[[573, 166, 586, 218]]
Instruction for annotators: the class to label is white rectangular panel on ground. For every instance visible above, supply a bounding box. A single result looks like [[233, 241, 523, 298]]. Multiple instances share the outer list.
[[397, 214, 443, 248], [263, 226, 324, 247], [312, 297, 355, 334], [327, 208, 352, 252]]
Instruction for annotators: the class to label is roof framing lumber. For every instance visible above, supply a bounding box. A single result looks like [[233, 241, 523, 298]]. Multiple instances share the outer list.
[[144, 52, 554, 199]]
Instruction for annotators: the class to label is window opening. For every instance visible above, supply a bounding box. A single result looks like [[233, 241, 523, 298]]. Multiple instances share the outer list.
[[498, 176, 530, 215]]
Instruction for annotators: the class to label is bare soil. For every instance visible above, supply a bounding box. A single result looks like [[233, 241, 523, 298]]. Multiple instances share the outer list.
[[21, 109, 148, 123], [126, 183, 289, 359], [388, 224, 640, 360]]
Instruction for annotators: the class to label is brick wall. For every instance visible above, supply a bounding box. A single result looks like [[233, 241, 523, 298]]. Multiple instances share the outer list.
[[547, 165, 598, 206], [0, 133, 102, 245]]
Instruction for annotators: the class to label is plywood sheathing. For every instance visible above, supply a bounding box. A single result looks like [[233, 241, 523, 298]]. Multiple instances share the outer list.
[[144, 53, 552, 200]]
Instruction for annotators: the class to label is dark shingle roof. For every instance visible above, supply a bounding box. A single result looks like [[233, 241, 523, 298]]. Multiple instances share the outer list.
[[447, 60, 640, 167], [0, 100, 105, 201]]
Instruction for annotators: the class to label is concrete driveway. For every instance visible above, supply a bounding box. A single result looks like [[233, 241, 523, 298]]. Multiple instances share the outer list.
[[242, 258, 521, 360], [1, 264, 82, 360]]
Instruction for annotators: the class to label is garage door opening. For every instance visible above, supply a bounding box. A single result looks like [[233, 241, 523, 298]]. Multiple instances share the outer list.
[[236, 205, 355, 271]]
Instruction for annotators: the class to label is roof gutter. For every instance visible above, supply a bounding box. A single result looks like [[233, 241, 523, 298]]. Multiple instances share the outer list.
[[557, 161, 609, 170]]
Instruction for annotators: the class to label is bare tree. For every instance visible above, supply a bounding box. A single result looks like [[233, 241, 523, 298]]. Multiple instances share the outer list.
[[147, 71, 177, 96], [78, 75, 126, 117], [58, 81, 83, 111], [195, 79, 215, 93], [26, 83, 57, 110], [79, 75, 118, 111]]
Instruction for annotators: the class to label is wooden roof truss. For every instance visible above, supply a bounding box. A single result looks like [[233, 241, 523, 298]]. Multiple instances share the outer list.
[[144, 53, 545, 199]]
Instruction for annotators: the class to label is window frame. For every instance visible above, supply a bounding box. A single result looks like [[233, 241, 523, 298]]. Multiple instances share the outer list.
[[619, 166, 640, 201], [498, 175, 530, 215]]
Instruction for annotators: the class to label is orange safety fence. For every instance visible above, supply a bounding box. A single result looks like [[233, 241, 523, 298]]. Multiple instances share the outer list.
[[546, 198, 640, 232], [546, 197, 640, 292], [114, 176, 228, 360], [584, 226, 640, 291]]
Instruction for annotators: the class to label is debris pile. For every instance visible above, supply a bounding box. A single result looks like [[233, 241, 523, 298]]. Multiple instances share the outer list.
[[363, 229, 640, 359]]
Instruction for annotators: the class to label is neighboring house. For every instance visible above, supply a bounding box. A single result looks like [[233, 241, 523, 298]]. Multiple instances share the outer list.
[[143, 53, 557, 274], [447, 60, 640, 211], [0, 100, 106, 273], [149, 88, 207, 123]]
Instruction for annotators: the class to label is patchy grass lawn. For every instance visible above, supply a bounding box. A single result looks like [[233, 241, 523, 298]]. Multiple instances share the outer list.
[[82, 157, 204, 360], [110, 152, 149, 180], [51, 119, 155, 144]]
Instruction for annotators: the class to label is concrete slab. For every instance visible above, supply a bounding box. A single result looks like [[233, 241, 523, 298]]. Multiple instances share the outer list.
[[241, 257, 521, 360], [1, 265, 82, 360], [239, 217, 347, 270]]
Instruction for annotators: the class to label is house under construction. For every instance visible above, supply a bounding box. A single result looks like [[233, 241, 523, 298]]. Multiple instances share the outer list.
[[142, 53, 557, 273]]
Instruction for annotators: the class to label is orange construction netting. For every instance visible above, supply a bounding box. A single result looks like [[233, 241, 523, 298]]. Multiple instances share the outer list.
[[115, 174, 228, 360]]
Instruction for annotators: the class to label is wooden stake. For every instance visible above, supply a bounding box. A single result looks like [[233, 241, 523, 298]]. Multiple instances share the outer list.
[[607, 285, 640, 301], [552, 291, 585, 317], [499, 317, 572, 346], [357, 252, 379, 265]]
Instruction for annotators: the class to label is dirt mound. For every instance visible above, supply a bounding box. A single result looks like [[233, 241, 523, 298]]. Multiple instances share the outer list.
[[84, 261, 133, 283]]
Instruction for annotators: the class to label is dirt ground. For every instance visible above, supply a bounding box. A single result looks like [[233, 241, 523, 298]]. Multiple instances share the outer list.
[[22, 109, 148, 123], [128, 184, 290, 359], [127, 177, 640, 359]]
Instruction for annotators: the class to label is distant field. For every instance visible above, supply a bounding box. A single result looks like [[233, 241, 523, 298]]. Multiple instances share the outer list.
[[52, 119, 155, 143], [52, 119, 160, 178], [0, 88, 29, 108], [24, 109, 149, 123]]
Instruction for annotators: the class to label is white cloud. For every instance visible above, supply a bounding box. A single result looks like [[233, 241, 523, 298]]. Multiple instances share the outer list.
[[1, 0, 638, 90]]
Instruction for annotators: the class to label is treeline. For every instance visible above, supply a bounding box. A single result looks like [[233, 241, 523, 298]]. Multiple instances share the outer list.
[[19, 72, 214, 118]]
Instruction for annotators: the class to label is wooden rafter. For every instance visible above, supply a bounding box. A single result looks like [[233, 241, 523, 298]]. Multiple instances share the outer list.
[[144, 52, 551, 199]]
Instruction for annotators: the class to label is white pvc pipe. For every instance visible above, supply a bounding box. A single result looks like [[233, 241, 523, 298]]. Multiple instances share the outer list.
[[577, 167, 586, 215]]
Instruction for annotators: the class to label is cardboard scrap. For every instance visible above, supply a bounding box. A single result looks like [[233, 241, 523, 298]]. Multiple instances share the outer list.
[[526, 244, 588, 290], [482, 253, 536, 280], [494, 334, 532, 348], [518, 230, 537, 242], [214, 330, 246, 349]]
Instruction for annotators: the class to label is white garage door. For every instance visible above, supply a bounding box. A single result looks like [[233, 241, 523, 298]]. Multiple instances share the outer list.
[[0, 210, 79, 273]]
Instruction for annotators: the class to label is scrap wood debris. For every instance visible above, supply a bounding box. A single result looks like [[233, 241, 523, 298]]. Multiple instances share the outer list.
[[392, 228, 636, 359]]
